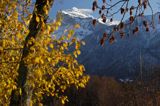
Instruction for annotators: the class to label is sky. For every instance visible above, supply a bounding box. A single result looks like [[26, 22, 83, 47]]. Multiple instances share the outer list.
[[49, 0, 160, 21]]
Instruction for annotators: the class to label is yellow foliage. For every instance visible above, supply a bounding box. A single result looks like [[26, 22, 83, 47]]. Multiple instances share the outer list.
[[0, 0, 89, 105]]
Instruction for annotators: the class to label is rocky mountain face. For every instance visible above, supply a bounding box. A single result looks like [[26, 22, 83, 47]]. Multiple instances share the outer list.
[[55, 7, 160, 79]]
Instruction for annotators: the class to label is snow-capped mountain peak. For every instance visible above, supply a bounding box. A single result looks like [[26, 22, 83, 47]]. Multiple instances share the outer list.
[[61, 7, 120, 25], [61, 7, 94, 18], [55, 7, 121, 40]]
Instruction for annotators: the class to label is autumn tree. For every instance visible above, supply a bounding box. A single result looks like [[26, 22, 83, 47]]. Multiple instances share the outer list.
[[0, 0, 89, 105], [92, 0, 157, 45]]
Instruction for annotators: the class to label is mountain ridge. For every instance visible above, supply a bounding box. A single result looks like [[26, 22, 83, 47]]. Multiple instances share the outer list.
[[56, 7, 160, 79]]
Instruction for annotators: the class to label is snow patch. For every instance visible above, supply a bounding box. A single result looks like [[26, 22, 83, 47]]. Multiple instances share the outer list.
[[62, 7, 93, 18], [97, 18, 120, 26]]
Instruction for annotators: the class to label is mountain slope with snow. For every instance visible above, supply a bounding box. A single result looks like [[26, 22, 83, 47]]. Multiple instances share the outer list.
[[55, 7, 160, 79]]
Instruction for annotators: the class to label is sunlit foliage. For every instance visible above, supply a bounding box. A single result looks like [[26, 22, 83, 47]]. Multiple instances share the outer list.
[[0, 0, 89, 105]]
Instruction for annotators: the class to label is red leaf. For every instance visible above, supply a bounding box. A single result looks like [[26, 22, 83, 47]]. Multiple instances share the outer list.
[[110, 18, 113, 22], [121, 8, 125, 14], [92, 19, 97, 26], [120, 32, 125, 38], [138, 0, 142, 5], [146, 27, 149, 32], [101, 14, 105, 18], [100, 38, 105, 46], [119, 22, 124, 29], [102, 17, 106, 23], [102, 0, 106, 3], [103, 32, 107, 38], [102, 5, 106, 10], [143, 21, 147, 27], [109, 36, 115, 44], [99, 10, 102, 14], [129, 16, 134, 23]]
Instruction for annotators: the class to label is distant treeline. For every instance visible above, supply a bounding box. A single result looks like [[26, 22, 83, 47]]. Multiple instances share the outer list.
[[42, 68, 160, 106]]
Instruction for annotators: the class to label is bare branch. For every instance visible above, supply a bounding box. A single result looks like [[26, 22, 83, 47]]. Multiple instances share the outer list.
[[92, 0, 154, 45]]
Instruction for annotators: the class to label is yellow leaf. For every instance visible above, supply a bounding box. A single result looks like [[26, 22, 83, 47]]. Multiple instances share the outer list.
[[43, 5, 48, 14], [79, 65, 84, 71], [77, 50, 81, 55], [40, 59, 44, 64], [12, 11, 18, 18], [74, 24, 80, 29], [35, 69, 42, 77], [38, 103, 43, 106], [0, 47, 3, 52], [49, 44, 54, 49], [17, 33, 22, 39], [35, 57, 40, 63], [68, 34, 72, 39], [36, 16, 40, 22], [57, 21, 61, 26], [47, 57, 51, 62], [61, 99, 65, 104], [19, 88, 22, 95], [47, 25, 51, 31], [30, 47, 35, 52], [12, 57, 15, 61], [73, 51, 77, 58], [45, 9, 48, 14], [55, 26, 59, 30]]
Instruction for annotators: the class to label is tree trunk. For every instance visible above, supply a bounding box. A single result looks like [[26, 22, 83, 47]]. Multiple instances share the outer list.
[[10, 0, 54, 105]]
